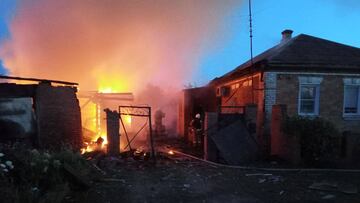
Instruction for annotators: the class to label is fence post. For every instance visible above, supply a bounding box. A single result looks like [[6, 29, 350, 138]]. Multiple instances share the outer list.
[[105, 109, 120, 155]]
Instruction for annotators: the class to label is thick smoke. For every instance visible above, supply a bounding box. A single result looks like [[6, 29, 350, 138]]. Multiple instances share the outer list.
[[0, 0, 242, 132], [0, 0, 242, 92]]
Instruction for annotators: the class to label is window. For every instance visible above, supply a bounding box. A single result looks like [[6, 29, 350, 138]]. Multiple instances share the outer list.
[[220, 86, 230, 97], [344, 86, 359, 114], [343, 78, 360, 116], [231, 83, 240, 90], [299, 85, 320, 115], [298, 76, 322, 116]]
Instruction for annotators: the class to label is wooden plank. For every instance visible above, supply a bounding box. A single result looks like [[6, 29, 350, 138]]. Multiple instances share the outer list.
[[0, 75, 78, 86]]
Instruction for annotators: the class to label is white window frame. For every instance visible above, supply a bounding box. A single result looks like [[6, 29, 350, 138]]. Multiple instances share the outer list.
[[343, 78, 360, 117], [298, 76, 322, 116]]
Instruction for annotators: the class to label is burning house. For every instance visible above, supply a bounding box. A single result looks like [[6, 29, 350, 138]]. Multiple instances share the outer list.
[[0, 75, 157, 156]]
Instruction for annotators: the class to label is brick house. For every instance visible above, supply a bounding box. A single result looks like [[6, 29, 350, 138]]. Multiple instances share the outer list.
[[179, 30, 360, 164]]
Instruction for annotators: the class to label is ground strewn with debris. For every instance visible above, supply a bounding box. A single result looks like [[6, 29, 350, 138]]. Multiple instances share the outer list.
[[67, 153, 360, 203]]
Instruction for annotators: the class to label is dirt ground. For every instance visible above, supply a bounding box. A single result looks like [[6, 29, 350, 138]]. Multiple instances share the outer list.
[[66, 139, 360, 203]]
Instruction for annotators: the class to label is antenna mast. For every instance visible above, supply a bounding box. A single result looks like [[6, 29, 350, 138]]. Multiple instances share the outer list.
[[249, 0, 255, 104], [249, 0, 254, 64]]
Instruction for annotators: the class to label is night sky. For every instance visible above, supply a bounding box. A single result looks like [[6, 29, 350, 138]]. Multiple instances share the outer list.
[[0, 0, 359, 87]]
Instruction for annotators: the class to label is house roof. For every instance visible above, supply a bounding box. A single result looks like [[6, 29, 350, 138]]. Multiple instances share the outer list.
[[211, 34, 360, 85]]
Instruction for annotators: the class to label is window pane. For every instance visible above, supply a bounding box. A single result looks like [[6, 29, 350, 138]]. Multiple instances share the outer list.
[[300, 100, 315, 113], [301, 86, 316, 99], [344, 86, 359, 114], [299, 85, 317, 114]]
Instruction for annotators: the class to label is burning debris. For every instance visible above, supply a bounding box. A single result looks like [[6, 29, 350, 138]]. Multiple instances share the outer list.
[[168, 150, 175, 155], [80, 104, 158, 167], [0, 75, 178, 167], [80, 137, 108, 155], [79, 91, 134, 153]]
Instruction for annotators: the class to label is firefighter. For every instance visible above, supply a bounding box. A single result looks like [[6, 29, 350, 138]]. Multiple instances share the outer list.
[[189, 113, 203, 147]]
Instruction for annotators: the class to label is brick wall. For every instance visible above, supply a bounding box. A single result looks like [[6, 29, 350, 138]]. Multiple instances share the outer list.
[[276, 73, 360, 133], [270, 104, 301, 164], [35, 83, 82, 149], [264, 72, 277, 124], [275, 74, 297, 115]]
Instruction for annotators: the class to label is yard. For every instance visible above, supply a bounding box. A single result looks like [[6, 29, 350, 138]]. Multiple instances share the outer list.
[[1, 140, 360, 203], [68, 156, 360, 203]]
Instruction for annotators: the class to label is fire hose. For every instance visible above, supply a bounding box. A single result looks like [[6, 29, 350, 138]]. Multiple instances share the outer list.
[[166, 149, 360, 173]]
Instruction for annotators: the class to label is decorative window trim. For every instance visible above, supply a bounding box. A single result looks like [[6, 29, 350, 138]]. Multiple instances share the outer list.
[[298, 76, 322, 116], [343, 78, 360, 85], [298, 76, 323, 85]]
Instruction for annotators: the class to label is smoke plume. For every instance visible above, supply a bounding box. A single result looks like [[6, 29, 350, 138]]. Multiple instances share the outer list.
[[0, 0, 242, 93]]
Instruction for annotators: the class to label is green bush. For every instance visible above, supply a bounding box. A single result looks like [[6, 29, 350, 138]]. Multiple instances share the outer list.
[[282, 116, 341, 165], [0, 144, 91, 203]]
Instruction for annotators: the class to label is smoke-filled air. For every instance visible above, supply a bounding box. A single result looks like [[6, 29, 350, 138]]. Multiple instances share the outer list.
[[0, 0, 242, 92], [0, 0, 242, 131]]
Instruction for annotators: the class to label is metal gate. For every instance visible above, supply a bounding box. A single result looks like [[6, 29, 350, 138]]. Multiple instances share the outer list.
[[118, 105, 156, 163]]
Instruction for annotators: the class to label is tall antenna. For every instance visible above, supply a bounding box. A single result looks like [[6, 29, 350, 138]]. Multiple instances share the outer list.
[[249, 0, 255, 104], [249, 0, 254, 64]]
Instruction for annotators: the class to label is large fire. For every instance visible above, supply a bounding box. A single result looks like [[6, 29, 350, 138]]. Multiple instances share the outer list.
[[0, 0, 242, 95], [98, 77, 131, 94], [0, 1, 242, 156], [80, 86, 133, 154]]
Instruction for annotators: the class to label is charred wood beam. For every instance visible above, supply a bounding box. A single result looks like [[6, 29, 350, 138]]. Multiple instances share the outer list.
[[77, 92, 134, 102], [0, 75, 78, 86], [92, 96, 134, 101], [79, 91, 133, 95]]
